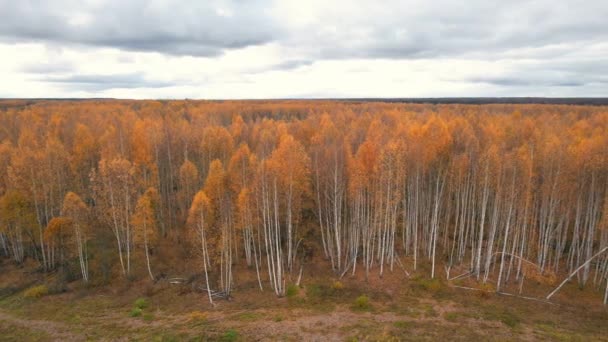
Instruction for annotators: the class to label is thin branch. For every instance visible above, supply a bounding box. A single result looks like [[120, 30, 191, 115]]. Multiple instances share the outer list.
[[546, 246, 608, 300]]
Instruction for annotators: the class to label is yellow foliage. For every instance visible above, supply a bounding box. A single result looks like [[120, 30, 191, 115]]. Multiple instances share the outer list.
[[23, 285, 48, 299]]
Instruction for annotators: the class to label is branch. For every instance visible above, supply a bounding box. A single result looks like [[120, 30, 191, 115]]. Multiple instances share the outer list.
[[395, 255, 411, 277], [450, 285, 557, 305], [448, 271, 471, 281], [546, 246, 608, 300]]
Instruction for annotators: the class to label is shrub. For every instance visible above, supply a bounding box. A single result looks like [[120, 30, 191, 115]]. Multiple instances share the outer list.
[[415, 278, 442, 293], [332, 281, 344, 290], [221, 329, 239, 342], [306, 284, 321, 299], [130, 307, 143, 317], [286, 284, 299, 297], [353, 295, 370, 311], [305, 283, 337, 301], [134, 297, 149, 309], [23, 285, 48, 299]]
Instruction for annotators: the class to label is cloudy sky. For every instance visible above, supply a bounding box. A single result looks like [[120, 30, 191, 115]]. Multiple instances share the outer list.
[[1, 0, 607, 98]]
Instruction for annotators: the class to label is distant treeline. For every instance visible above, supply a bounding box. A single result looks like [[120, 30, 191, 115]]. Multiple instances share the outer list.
[[344, 97, 608, 106], [2, 97, 608, 110]]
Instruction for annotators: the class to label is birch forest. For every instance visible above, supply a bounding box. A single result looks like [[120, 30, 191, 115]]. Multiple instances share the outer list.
[[1, 99, 607, 305]]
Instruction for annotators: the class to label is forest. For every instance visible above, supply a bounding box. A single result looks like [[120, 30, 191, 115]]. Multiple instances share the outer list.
[[0, 99, 607, 307]]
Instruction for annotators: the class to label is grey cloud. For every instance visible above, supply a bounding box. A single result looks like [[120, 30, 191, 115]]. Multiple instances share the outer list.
[[2, 0, 608, 97], [463, 58, 608, 89], [279, 1, 608, 61], [43, 72, 174, 91], [243, 59, 314, 75], [0, 0, 277, 56], [467, 77, 587, 87], [2, 1, 606, 61], [271, 59, 314, 71]]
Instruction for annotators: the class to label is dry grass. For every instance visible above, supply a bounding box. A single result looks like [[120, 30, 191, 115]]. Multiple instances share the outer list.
[[0, 259, 606, 341]]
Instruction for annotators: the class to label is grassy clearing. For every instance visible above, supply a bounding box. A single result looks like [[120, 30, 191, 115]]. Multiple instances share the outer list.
[[0, 266, 606, 341], [0, 321, 50, 341]]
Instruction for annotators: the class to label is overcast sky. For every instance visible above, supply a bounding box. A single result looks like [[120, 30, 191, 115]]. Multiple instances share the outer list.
[[1, 0, 607, 98]]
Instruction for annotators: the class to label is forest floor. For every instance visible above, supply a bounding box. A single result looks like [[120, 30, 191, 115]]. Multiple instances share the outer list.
[[0, 259, 607, 341]]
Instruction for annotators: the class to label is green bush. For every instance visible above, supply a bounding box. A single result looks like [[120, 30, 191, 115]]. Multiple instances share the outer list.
[[134, 297, 149, 309], [221, 329, 239, 342], [286, 284, 299, 297], [353, 295, 371, 311], [130, 307, 143, 317], [23, 285, 48, 299]]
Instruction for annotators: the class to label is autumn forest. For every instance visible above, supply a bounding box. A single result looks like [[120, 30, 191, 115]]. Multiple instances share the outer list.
[[1, 99, 607, 307]]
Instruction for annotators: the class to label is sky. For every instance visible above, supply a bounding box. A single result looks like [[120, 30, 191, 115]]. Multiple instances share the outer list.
[[0, 0, 607, 99]]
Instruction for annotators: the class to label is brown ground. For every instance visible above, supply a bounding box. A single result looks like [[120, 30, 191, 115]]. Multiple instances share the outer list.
[[0, 258, 607, 341]]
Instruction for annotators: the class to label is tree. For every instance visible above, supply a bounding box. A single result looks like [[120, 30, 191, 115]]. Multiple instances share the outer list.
[[311, 115, 348, 273], [227, 144, 257, 267], [44, 217, 72, 269], [267, 134, 311, 272], [62, 192, 90, 282], [187, 190, 214, 305], [70, 124, 99, 192], [91, 157, 137, 276], [132, 188, 160, 280], [0, 190, 37, 263], [203, 159, 234, 297], [1, 100, 607, 305], [200, 126, 234, 176], [178, 159, 200, 224]]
